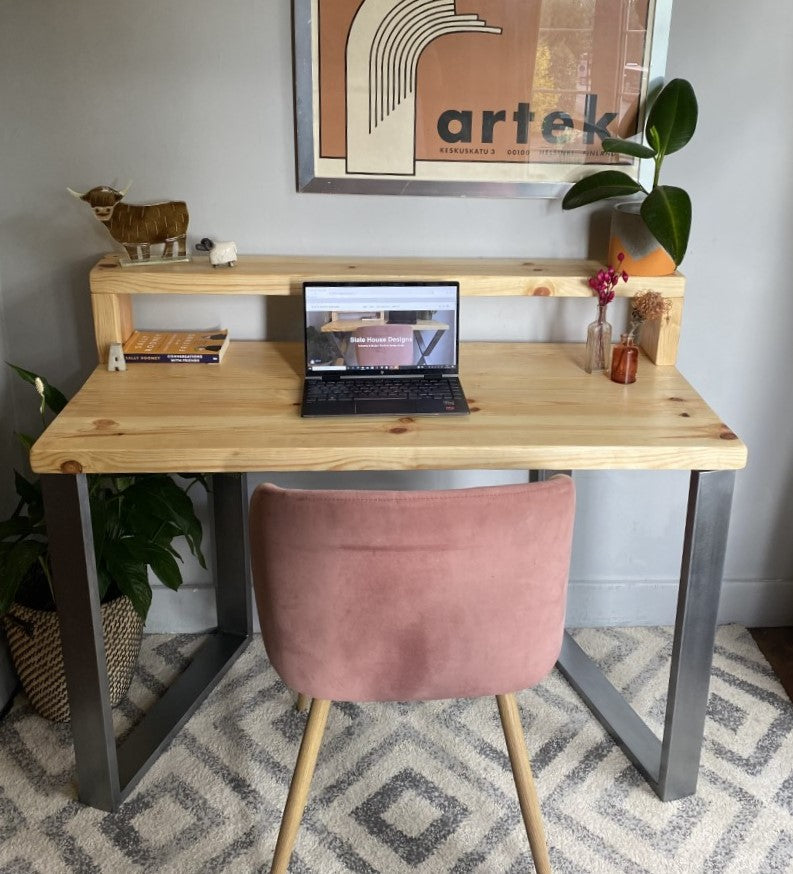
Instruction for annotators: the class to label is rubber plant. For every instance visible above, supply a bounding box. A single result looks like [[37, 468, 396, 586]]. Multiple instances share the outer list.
[[0, 364, 206, 622], [562, 78, 698, 267]]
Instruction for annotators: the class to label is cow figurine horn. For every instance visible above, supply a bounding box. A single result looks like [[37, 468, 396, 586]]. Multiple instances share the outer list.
[[118, 180, 132, 197], [67, 187, 86, 198]]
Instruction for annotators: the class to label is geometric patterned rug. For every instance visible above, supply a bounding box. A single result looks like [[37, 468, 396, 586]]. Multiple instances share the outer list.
[[1, 626, 792, 873]]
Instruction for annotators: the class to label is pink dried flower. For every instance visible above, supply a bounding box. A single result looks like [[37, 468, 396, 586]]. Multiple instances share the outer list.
[[588, 254, 629, 307]]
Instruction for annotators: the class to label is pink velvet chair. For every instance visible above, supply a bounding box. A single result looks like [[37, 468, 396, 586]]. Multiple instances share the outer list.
[[249, 477, 576, 874]]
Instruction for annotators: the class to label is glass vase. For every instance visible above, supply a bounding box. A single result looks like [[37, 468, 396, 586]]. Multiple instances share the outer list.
[[584, 305, 612, 373], [610, 334, 639, 384]]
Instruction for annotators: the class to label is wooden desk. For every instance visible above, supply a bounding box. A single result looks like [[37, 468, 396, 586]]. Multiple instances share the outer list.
[[32, 342, 743, 474], [31, 340, 746, 811]]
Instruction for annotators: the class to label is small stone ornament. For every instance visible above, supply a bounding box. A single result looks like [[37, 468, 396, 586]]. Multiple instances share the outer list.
[[196, 238, 238, 267], [107, 343, 127, 372], [68, 181, 189, 264]]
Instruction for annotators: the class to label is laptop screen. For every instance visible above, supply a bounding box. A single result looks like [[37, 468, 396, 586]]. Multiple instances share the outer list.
[[304, 281, 460, 376]]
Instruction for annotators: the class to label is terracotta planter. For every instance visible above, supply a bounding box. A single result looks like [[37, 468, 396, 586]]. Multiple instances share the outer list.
[[2, 596, 143, 722], [608, 202, 676, 277]]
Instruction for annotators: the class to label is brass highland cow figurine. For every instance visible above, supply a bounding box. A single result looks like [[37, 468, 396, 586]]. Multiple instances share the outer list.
[[68, 182, 189, 262]]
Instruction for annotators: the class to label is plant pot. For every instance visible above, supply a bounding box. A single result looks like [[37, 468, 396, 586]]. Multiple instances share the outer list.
[[2, 596, 143, 722], [608, 202, 676, 277]]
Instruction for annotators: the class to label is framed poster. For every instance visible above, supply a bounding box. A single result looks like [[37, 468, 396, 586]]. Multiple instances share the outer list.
[[293, 0, 673, 197]]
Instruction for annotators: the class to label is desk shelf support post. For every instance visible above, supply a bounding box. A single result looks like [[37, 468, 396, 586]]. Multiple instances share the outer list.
[[41, 473, 121, 810]]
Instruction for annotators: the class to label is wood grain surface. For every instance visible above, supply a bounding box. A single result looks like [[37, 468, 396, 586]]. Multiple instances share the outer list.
[[89, 255, 687, 365], [90, 254, 685, 298], [30, 342, 746, 475]]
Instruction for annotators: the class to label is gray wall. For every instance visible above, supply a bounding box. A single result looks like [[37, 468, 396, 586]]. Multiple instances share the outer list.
[[1, 1, 791, 632]]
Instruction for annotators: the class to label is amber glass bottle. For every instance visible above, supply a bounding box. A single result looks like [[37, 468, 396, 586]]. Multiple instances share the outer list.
[[610, 334, 638, 384]]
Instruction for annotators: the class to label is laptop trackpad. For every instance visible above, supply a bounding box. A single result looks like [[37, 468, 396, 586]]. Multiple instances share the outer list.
[[354, 398, 446, 415], [354, 399, 411, 415]]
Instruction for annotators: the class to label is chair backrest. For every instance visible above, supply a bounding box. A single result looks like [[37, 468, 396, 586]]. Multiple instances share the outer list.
[[249, 478, 575, 702], [352, 323, 414, 365]]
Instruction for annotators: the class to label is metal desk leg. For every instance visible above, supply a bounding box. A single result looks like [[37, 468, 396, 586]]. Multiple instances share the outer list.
[[42, 474, 121, 810], [529, 470, 569, 482], [658, 469, 736, 798], [213, 473, 253, 637], [41, 472, 253, 811], [557, 469, 736, 801]]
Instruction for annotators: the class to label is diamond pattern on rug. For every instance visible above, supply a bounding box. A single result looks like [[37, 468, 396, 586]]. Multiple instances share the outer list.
[[351, 768, 469, 865], [0, 626, 792, 873]]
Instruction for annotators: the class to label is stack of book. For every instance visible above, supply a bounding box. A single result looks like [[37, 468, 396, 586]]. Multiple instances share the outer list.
[[122, 329, 229, 364]]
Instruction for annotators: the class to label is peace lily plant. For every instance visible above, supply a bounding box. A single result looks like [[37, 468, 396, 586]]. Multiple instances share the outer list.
[[0, 364, 206, 622], [562, 78, 698, 267]]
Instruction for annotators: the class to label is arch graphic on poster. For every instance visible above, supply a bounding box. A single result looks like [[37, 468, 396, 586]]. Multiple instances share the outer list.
[[346, 0, 501, 175]]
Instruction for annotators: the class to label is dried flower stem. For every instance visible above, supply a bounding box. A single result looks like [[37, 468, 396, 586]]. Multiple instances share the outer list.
[[627, 291, 671, 343]]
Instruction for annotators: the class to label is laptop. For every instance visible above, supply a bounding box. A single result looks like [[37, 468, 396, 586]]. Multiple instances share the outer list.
[[301, 281, 470, 417]]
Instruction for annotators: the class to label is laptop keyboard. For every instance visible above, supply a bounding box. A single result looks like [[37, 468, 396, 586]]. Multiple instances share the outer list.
[[305, 377, 460, 403]]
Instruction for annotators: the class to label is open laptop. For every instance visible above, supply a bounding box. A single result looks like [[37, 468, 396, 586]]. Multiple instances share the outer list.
[[301, 281, 470, 417]]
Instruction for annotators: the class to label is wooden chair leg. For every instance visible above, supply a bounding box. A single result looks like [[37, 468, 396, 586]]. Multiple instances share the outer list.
[[295, 692, 311, 712], [271, 698, 331, 874], [496, 693, 552, 874]]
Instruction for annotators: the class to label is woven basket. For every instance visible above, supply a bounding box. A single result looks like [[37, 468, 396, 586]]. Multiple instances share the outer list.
[[2, 596, 144, 722]]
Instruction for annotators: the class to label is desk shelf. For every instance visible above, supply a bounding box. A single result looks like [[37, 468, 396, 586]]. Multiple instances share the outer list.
[[89, 254, 685, 366]]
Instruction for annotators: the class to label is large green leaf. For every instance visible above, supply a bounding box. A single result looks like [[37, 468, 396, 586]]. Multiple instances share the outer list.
[[122, 476, 205, 566], [641, 186, 692, 267], [562, 171, 644, 209], [0, 539, 47, 614], [14, 471, 41, 508], [645, 79, 698, 158], [102, 541, 152, 620], [97, 566, 114, 601], [113, 567, 152, 621], [121, 537, 184, 591], [90, 488, 120, 570], [602, 138, 656, 160], [7, 363, 69, 414], [16, 433, 35, 455], [0, 516, 39, 542], [177, 473, 210, 493]]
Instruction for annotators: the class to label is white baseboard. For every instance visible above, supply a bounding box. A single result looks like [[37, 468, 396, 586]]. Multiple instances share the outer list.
[[145, 578, 793, 633], [565, 578, 793, 627]]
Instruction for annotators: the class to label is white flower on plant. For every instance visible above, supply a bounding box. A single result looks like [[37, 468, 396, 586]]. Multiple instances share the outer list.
[[34, 376, 46, 416]]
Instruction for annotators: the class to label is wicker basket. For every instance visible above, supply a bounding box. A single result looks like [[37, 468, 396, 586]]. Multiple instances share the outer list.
[[2, 596, 144, 722]]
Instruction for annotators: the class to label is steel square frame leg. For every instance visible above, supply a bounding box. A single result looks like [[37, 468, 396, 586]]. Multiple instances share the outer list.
[[41, 472, 252, 811], [556, 469, 736, 801]]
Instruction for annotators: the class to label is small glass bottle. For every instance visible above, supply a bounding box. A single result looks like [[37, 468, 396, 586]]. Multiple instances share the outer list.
[[584, 305, 612, 373], [610, 334, 639, 384]]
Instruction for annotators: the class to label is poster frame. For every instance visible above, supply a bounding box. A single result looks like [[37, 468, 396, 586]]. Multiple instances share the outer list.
[[293, 0, 674, 198]]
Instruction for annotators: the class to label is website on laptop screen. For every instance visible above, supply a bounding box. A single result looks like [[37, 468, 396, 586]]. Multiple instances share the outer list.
[[304, 282, 459, 374]]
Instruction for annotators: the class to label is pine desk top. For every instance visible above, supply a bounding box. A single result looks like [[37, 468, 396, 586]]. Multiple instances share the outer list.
[[30, 342, 746, 475]]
